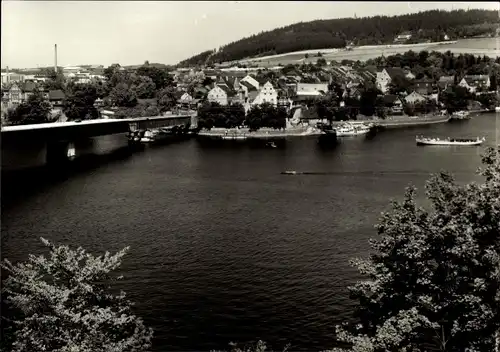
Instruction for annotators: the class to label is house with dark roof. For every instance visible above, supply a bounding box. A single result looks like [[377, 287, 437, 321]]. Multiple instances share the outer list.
[[458, 75, 490, 93], [437, 76, 455, 90], [412, 79, 437, 96], [48, 90, 66, 108], [382, 94, 404, 115], [240, 74, 260, 91]]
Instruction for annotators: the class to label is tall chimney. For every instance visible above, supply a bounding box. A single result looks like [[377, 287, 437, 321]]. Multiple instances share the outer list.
[[6, 66, 9, 83], [54, 44, 58, 74]]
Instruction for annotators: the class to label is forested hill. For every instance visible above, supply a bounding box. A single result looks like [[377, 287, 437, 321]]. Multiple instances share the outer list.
[[178, 9, 499, 67]]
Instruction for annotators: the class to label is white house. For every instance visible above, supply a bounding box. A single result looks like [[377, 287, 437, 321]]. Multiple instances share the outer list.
[[207, 86, 228, 106], [240, 74, 260, 91], [404, 91, 427, 104], [458, 75, 490, 93], [394, 32, 412, 43], [252, 81, 278, 106], [376, 67, 407, 93]]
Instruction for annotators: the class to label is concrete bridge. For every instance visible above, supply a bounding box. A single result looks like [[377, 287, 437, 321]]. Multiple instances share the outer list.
[[1, 114, 197, 171]]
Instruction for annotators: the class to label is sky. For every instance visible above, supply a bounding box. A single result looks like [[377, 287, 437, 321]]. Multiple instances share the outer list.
[[1, 1, 498, 69]]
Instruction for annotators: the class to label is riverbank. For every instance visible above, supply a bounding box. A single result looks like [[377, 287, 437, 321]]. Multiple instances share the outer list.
[[197, 126, 323, 140], [331, 114, 451, 129], [197, 114, 452, 139]]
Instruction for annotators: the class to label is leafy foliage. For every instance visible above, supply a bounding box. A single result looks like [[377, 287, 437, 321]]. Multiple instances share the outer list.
[[330, 147, 500, 351], [359, 84, 383, 117], [6, 90, 52, 125], [440, 85, 472, 113], [245, 103, 287, 131], [227, 340, 290, 352], [388, 75, 413, 95], [1, 238, 153, 352], [197, 102, 245, 130], [109, 83, 139, 108], [63, 83, 99, 120], [368, 50, 496, 79], [136, 65, 174, 90], [156, 86, 178, 113], [179, 9, 499, 65]]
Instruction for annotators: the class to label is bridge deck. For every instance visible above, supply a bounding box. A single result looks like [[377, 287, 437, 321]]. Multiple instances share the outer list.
[[1, 115, 196, 143]]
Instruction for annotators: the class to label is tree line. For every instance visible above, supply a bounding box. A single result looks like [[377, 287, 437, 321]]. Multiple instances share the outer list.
[[179, 9, 499, 66], [2, 62, 181, 125], [197, 102, 287, 131], [367, 49, 500, 82]]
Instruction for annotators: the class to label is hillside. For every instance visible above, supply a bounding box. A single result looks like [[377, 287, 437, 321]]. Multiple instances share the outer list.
[[179, 9, 499, 67]]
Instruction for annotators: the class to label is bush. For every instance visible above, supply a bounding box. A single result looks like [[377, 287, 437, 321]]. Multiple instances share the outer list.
[[331, 147, 500, 351], [1, 238, 153, 352]]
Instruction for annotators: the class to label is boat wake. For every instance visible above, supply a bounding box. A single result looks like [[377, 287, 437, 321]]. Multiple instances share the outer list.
[[281, 170, 441, 176]]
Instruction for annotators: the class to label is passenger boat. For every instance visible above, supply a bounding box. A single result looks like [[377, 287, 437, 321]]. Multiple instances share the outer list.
[[495, 106, 500, 112], [282, 171, 298, 175], [449, 110, 471, 121], [416, 135, 485, 146], [335, 122, 370, 137], [140, 129, 157, 143]]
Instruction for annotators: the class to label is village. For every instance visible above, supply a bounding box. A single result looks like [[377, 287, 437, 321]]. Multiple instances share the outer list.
[[1, 49, 498, 127]]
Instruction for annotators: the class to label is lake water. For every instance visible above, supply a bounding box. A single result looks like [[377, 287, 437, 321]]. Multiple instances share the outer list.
[[1, 113, 499, 351]]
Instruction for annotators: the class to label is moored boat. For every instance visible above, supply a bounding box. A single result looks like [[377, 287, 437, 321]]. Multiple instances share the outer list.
[[335, 122, 370, 137], [495, 106, 500, 112], [449, 110, 471, 121], [416, 135, 485, 146]]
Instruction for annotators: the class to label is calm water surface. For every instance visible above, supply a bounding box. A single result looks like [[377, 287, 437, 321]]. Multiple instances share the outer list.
[[2, 113, 499, 351]]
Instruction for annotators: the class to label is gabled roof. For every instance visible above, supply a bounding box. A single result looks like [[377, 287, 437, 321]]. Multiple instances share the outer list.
[[463, 75, 489, 86], [22, 80, 38, 93], [248, 90, 259, 102], [48, 90, 66, 100], [383, 94, 401, 104], [240, 80, 257, 92], [405, 91, 426, 100], [217, 84, 236, 97], [384, 67, 406, 79], [255, 76, 270, 85]]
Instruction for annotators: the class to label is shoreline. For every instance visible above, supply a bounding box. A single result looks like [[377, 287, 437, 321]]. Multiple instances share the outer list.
[[197, 115, 451, 139]]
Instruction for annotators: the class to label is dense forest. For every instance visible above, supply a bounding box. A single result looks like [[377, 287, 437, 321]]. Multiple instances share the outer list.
[[179, 9, 499, 66]]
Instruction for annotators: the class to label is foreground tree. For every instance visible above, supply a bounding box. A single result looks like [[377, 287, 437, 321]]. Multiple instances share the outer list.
[[331, 146, 500, 351], [1, 238, 153, 352]]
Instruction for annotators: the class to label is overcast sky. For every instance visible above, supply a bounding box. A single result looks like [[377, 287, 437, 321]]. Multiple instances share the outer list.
[[1, 1, 498, 68]]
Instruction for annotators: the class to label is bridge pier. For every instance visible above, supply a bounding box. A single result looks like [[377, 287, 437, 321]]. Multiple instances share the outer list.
[[46, 141, 74, 166]]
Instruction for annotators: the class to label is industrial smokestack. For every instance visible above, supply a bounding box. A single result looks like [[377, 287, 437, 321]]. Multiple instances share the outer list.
[[54, 44, 58, 74], [6, 66, 9, 83]]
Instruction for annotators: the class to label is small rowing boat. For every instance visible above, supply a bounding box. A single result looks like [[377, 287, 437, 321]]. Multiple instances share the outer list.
[[416, 135, 485, 146]]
